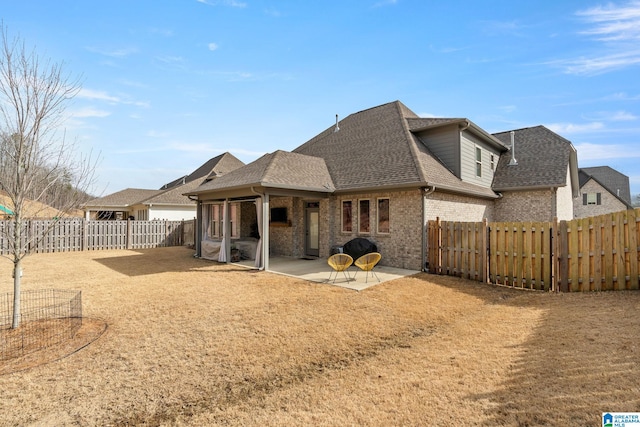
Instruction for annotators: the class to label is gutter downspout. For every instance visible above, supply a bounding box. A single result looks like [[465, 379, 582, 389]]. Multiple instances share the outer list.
[[422, 185, 436, 272]]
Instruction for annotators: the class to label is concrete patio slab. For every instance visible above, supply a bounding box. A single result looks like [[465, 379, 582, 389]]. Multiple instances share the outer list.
[[235, 257, 419, 291]]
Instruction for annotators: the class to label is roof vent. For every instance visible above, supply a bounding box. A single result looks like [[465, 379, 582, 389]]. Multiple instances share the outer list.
[[334, 114, 340, 133], [508, 131, 518, 166]]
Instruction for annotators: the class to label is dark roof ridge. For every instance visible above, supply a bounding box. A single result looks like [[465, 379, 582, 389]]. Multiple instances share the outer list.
[[395, 102, 428, 184], [494, 125, 574, 146]]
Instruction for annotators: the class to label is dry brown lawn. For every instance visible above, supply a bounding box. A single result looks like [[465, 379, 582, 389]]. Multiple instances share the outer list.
[[0, 246, 639, 426]]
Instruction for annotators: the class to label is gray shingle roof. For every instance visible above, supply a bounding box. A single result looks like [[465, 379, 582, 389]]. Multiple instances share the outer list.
[[406, 117, 464, 131], [190, 150, 335, 194], [579, 166, 631, 205], [83, 188, 162, 208], [292, 101, 497, 197], [161, 152, 245, 189], [492, 126, 577, 191], [143, 179, 203, 205]]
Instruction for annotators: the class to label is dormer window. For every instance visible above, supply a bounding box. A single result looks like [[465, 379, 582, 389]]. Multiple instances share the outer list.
[[475, 146, 482, 177], [584, 193, 601, 205]]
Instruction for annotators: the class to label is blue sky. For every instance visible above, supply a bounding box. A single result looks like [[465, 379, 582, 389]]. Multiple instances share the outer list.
[[3, 0, 640, 198]]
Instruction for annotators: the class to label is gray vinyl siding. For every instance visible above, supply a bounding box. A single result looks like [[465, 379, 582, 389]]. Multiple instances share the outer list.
[[415, 124, 460, 177], [460, 131, 499, 187]]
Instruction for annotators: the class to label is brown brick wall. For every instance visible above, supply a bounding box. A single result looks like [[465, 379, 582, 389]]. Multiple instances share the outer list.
[[268, 197, 294, 256], [424, 192, 494, 222], [494, 189, 554, 222], [329, 190, 423, 270]]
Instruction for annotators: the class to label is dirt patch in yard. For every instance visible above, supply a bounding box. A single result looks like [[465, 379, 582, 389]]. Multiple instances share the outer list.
[[0, 247, 638, 426]]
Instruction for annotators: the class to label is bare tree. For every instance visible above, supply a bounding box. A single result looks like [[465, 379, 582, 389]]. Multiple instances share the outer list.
[[0, 25, 97, 328]]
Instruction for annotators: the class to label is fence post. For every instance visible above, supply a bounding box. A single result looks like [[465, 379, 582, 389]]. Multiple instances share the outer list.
[[550, 217, 557, 292], [481, 218, 488, 283], [557, 219, 569, 292], [126, 219, 132, 250]]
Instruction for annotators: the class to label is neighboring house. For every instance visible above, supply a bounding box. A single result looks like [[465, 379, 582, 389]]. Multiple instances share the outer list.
[[186, 101, 581, 271], [83, 152, 244, 220], [573, 166, 633, 217], [492, 126, 579, 222]]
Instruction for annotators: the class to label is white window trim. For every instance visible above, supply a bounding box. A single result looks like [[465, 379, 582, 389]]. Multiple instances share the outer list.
[[358, 199, 371, 234], [475, 145, 482, 178], [376, 197, 390, 235], [341, 199, 353, 233]]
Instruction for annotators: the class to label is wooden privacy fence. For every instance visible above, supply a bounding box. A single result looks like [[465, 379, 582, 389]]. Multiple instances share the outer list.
[[427, 208, 640, 292], [0, 219, 195, 255]]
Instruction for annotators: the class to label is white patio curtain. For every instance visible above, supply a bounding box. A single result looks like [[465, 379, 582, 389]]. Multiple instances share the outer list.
[[218, 200, 228, 262], [201, 204, 210, 242], [254, 197, 263, 269]]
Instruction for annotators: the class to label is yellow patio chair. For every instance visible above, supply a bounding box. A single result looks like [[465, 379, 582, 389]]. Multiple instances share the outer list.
[[354, 252, 382, 283], [327, 253, 353, 283]]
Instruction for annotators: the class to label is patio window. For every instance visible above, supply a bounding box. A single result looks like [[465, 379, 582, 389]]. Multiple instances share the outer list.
[[229, 203, 238, 238], [206, 203, 239, 239], [209, 204, 220, 238], [359, 199, 370, 233], [377, 198, 390, 234], [342, 200, 353, 232]]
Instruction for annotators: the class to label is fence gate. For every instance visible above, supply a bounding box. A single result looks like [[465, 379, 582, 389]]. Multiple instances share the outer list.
[[428, 218, 554, 291], [488, 221, 554, 291], [427, 218, 487, 282]]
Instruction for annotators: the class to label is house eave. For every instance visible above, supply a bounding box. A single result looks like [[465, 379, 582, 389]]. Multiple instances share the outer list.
[[493, 184, 564, 192], [191, 182, 334, 201], [411, 119, 507, 151], [334, 182, 499, 199]]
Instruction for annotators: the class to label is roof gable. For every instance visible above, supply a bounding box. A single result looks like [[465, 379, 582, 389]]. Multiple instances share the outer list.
[[161, 152, 245, 189], [293, 101, 428, 191], [191, 150, 335, 194], [84, 188, 162, 208], [579, 166, 631, 204], [492, 126, 577, 191]]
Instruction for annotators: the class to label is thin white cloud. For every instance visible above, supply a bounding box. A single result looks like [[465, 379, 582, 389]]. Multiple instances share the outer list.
[[70, 107, 111, 118], [577, 1, 640, 41], [77, 88, 121, 103], [574, 142, 640, 160], [167, 142, 265, 157], [552, 50, 640, 75], [605, 92, 640, 101], [545, 122, 604, 134], [264, 7, 281, 17], [609, 110, 637, 121], [429, 44, 472, 54], [148, 28, 174, 37], [86, 46, 138, 58], [156, 55, 185, 64], [196, 0, 247, 8], [499, 105, 517, 113], [373, 0, 398, 7], [208, 42, 219, 51], [555, 2, 640, 75], [583, 110, 638, 121], [147, 130, 171, 138], [77, 88, 150, 108]]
